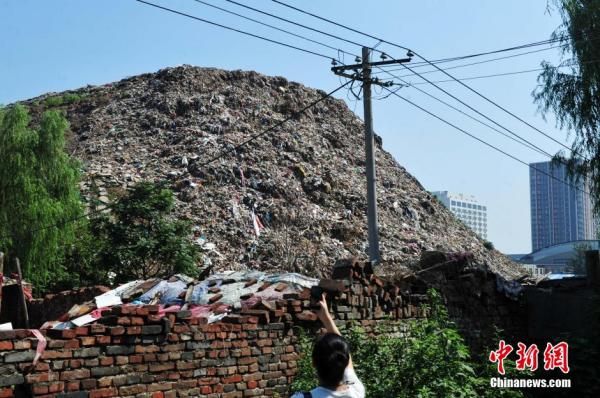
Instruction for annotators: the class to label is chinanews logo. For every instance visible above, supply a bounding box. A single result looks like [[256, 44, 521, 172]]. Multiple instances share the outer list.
[[488, 340, 571, 389]]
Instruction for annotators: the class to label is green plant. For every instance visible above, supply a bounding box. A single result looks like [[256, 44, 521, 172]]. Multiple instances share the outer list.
[[87, 181, 200, 284], [534, 0, 600, 214], [0, 105, 83, 292], [44, 93, 85, 107], [483, 240, 495, 250], [291, 289, 526, 398]]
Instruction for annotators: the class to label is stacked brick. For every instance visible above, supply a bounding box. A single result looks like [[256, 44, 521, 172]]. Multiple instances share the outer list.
[[0, 306, 301, 398], [326, 259, 428, 325], [0, 255, 522, 397]]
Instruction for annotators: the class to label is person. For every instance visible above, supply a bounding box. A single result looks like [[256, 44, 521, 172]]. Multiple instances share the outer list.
[[290, 294, 365, 398]]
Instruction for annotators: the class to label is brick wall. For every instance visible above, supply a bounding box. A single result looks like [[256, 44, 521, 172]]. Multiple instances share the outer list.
[[0, 256, 523, 397]]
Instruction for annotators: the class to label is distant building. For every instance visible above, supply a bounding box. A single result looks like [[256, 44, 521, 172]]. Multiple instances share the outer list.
[[529, 161, 597, 251], [520, 263, 549, 278], [510, 239, 600, 274], [432, 191, 487, 239]]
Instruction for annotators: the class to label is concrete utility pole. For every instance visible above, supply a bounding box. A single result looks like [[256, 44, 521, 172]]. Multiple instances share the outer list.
[[361, 47, 379, 264], [331, 47, 411, 264]]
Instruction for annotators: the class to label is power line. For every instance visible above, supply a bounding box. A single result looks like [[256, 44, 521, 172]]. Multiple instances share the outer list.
[[372, 46, 559, 76], [133, 0, 333, 60], [381, 86, 592, 197], [0, 81, 352, 240], [372, 66, 551, 157], [221, 0, 384, 57], [406, 57, 600, 85], [197, 80, 351, 167], [389, 62, 559, 161], [408, 66, 556, 85], [271, 0, 563, 62], [269, 0, 587, 160], [404, 39, 560, 67], [190, 0, 356, 57], [243, 1, 563, 162]]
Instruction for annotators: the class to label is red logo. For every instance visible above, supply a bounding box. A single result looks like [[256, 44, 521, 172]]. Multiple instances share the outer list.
[[489, 340, 513, 375], [489, 341, 569, 374], [543, 342, 570, 374], [515, 342, 539, 371]]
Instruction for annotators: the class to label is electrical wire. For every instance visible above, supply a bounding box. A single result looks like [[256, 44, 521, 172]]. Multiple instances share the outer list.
[[372, 46, 559, 76], [267, 0, 587, 160], [196, 80, 351, 167], [381, 86, 592, 197], [271, 0, 566, 63], [224, 0, 563, 160], [1, 77, 350, 239], [221, 0, 385, 57], [133, 0, 333, 60], [190, 0, 356, 57], [405, 57, 600, 85], [372, 67, 551, 157], [384, 61, 559, 160], [408, 66, 557, 85]]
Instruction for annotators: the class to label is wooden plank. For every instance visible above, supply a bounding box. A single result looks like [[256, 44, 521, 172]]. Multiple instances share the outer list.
[[15, 258, 29, 329]]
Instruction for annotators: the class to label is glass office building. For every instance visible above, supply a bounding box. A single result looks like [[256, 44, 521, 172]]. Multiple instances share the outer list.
[[529, 161, 596, 251], [432, 191, 488, 239]]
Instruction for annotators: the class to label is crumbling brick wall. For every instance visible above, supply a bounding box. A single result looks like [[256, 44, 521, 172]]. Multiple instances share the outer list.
[[0, 258, 523, 397]]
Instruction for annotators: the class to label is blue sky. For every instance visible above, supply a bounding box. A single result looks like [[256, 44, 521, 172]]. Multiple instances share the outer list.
[[1, 1, 568, 253]]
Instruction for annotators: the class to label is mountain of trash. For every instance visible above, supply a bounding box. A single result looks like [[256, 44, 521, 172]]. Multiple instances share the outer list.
[[23, 65, 524, 280]]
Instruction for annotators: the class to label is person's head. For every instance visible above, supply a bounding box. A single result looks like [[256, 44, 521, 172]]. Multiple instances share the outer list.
[[312, 333, 350, 388]]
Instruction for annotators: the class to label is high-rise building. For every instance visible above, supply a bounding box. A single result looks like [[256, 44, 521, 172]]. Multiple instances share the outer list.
[[529, 161, 596, 251], [432, 191, 488, 239]]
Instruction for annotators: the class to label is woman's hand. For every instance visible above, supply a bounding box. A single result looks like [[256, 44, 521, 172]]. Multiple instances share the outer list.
[[315, 293, 331, 322]]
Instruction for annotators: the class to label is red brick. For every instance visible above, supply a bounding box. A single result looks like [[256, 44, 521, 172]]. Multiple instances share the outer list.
[[74, 327, 89, 336], [115, 356, 129, 365], [90, 324, 106, 334], [66, 381, 80, 392], [48, 381, 65, 393], [0, 341, 13, 351], [100, 357, 114, 366], [64, 339, 80, 349], [80, 336, 96, 346], [109, 326, 125, 336], [96, 335, 111, 345], [129, 354, 143, 364], [136, 307, 149, 316], [61, 369, 90, 380], [13, 340, 31, 350], [89, 387, 118, 398], [26, 372, 51, 383], [222, 374, 242, 383], [126, 326, 142, 335], [0, 388, 13, 398], [32, 385, 48, 395]]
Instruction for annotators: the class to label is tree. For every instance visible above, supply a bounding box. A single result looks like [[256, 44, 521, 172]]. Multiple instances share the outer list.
[[533, 0, 600, 212], [0, 105, 82, 291], [89, 181, 199, 283]]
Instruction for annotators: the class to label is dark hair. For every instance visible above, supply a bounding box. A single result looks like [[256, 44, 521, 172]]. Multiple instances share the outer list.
[[312, 333, 350, 388]]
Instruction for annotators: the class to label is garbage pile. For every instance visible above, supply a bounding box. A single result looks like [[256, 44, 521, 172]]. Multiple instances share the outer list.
[[24, 65, 525, 281], [43, 271, 318, 330]]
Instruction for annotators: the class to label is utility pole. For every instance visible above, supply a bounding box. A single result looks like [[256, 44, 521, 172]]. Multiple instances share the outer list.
[[332, 47, 411, 264], [361, 47, 379, 264]]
